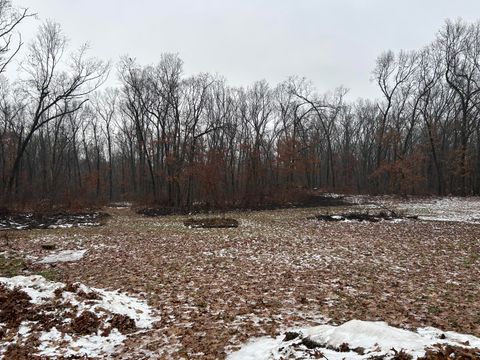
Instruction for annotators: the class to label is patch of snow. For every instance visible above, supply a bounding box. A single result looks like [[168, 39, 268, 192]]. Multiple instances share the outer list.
[[306, 320, 428, 357], [0, 222, 29, 230], [37, 249, 87, 264], [0, 275, 63, 304], [381, 197, 480, 224], [77, 222, 101, 227], [322, 193, 344, 199], [417, 327, 480, 348], [75, 283, 155, 329], [229, 337, 279, 360], [329, 195, 480, 224], [0, 275, 157, 358], [70, 329, 126, 356], [37, 327, 126, 358], [47, 223, 74, 229], [0, 275, 156, 330], [228, 319, 480, 360], [18, 324, 31, 336]]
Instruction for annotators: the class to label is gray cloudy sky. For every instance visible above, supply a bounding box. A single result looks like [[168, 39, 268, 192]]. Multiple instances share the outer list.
[[10, 0, 480, 99]]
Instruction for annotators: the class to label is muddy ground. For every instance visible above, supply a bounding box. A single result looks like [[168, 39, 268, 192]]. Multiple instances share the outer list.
[[1, 199, 479, 359]]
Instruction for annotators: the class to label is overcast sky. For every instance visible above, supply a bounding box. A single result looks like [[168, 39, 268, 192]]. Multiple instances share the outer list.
[[9, 0, 480, 100]]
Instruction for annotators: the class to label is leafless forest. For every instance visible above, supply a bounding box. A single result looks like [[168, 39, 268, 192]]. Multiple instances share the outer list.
[[1, 2, 480, 359], [2, 2, 480, 210]]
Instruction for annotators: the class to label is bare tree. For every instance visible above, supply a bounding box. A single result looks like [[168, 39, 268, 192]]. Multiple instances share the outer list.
[[4, 21, 109, 200], [93, 88, 118, 201], [373, 50, 418, 168], [438, 19, 480, 194], [0, 0, 33, 75], [4, 17, 480, 207]]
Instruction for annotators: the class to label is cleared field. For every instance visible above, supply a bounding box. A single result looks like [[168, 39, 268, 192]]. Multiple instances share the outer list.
[[1, 198, 479, 359]]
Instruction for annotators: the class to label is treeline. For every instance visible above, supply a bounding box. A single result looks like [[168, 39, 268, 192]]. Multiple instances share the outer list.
[[1, 1, 480, 209]]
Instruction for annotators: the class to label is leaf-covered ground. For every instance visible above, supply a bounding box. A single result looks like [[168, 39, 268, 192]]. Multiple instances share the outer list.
[[1, 198, 479, 359]]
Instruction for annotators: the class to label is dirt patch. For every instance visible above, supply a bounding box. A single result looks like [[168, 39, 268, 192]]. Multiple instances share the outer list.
[[0, 211, 110, 230], [0, 285, 32, 328], [3, 343, 34, 360], [77, 289, 101, 301], [109, 314, 137, 334], [283, 331, 301, 341], [183, 218, 239, 228], [63, 283, 80, 293], [41, 244, 57, 251], [300, 337, 323, 349], [71, 311, 101, 335]]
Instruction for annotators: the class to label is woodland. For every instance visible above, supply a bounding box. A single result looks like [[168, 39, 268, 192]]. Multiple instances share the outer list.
[[1, 3, 480, 359], [2, 1, 480, 209]]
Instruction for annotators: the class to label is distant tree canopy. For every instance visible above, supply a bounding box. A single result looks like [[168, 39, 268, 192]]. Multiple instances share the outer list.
[[2, 9, 480, 208]]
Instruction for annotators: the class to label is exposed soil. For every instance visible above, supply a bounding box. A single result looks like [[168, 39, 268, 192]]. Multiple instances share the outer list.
[[63, 283, 80, 293], [0, 210, 110, 231], [184, 217, 240, 228], [71, 311, 101, 335], [109, 314, 137, 334], [0, 284, 32, 328]]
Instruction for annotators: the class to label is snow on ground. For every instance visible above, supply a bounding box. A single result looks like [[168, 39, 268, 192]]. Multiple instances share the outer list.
[[36, 327, 127, 358], [36, 249, 87, 264], [0, 275, 157, 358], [339, 194, 480, 223], [1, 275, 60, 304], [391, 197, 480, 223], [0, 275, 155, 328], [228, 319, 480, 360]]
